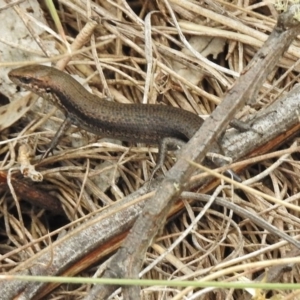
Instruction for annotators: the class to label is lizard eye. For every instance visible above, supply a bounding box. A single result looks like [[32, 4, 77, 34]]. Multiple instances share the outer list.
[[20, 77, 32, 84], [45, 87, 51, 93]]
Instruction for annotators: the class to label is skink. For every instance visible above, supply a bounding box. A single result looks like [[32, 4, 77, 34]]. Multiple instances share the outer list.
[[8, 65, 240, 181]]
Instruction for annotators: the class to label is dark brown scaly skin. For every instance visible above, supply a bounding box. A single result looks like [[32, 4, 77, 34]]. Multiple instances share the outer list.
[[8, 65, 240, 181]]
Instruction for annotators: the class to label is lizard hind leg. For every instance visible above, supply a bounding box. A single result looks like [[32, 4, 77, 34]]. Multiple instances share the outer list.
[[148, 137, 242, 185], [148, 137, 185, 184]]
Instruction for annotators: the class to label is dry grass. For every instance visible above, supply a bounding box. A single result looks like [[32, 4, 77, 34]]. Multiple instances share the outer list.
[[1, 0, 300, 299]]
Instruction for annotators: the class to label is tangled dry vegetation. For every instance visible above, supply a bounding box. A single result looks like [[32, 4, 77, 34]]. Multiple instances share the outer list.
[[1, 0, 300, 299]]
